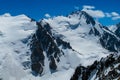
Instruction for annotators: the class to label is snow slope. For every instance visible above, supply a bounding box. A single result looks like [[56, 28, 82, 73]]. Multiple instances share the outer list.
[[43, 13, 110, 67], [0, 13, 37, 80]]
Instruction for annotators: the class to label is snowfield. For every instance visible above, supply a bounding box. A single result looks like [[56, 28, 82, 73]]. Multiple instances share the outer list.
[[0, 13, 37, 80]]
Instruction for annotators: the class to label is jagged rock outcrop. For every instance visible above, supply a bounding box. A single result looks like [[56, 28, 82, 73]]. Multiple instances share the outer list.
[[30, 22, 74, 75], [115, 23, 120, 38], [30, 22, 61, 75], [71, 54, 120, 80]]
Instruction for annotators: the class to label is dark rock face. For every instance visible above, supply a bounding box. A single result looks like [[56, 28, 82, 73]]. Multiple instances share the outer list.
[[30, 22, 74, 75], [56, 37, 72, 49], [115, 23, 120, 38], [89, 24, 120, 52], [30, 22, 61, 75], [42, 22, 52, 35], [101, 26, 120, 52], [80, 11, 95, 26], [100, 31, 119, 52], [71, 54, 120, 80], [89, 27, 101, 36], [30, 34, 44, 75], [49, 56, 57, 72]]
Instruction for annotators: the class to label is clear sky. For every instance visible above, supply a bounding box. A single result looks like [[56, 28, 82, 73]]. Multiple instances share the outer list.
[[0, 0, 120, 26]]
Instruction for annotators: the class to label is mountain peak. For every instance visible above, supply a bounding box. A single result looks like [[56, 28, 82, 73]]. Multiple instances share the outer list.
[[68, 10, 95, 26], [0, 13, 11, 17]]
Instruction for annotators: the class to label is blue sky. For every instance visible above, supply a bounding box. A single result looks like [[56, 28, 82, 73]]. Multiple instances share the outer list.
[[0, 0, 120, 25]]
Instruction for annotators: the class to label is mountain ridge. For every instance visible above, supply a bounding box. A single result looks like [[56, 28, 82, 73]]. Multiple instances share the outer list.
[[30, 10, 120, 80]]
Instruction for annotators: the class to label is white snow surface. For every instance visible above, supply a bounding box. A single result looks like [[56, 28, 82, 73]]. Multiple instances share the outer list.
[[0, 13, 37, 80]]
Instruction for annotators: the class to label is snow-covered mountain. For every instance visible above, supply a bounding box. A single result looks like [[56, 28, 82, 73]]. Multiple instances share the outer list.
[[0, 11, 120, 80]]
